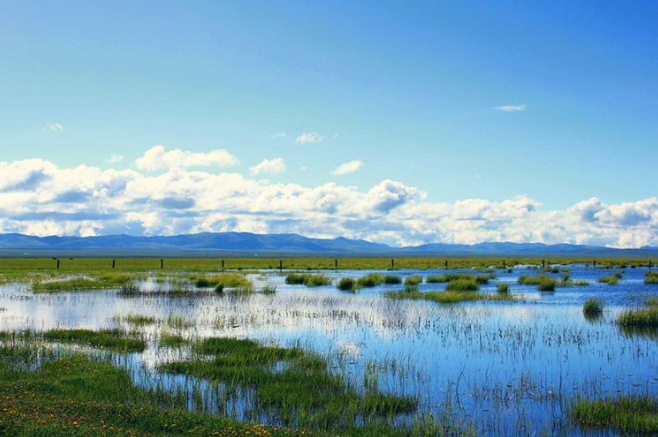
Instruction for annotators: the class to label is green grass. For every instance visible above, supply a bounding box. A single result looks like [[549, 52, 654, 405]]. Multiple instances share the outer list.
[[383, 275, 402, 284], [160, 337, 418, 431], [159, 334, 188, 348], [571, 395, 658, 433], [496, 283, 510, 294], [115, 313, 158, 326], [337, 277, 356, 291], [356, 273, 385, 288], [285, 273, 332, 287], [645, 271, 658, 285], [646, 295, 658, 306], [446, 279, 479, 292], [192, 273, 252, 289], [404, 275, 423, 286], [617, 307, 658, 328], [598, 273, 621, 285], [31, 272, 138, 293], [42, 329, 146, 352], [0, 351, 337, 437], [518, 274, 557, 291], [426, 273, 494, 284], [583, 298, 604, 317], [0, 257, 653, 272], [385, 289, 514, 304]]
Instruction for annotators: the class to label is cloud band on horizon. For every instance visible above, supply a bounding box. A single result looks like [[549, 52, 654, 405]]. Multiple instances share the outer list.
[[0, 154, 656, 248]]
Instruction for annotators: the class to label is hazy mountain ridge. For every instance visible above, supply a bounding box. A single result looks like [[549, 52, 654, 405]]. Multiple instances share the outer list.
[[0, 232, 657, 257]]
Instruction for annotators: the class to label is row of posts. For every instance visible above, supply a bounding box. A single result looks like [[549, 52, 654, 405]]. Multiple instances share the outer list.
[[0, 258, 654, 270]]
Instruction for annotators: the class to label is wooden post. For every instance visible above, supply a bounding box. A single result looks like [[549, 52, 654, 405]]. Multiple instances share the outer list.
[[445, 260, 448, 268], [221, 259, 225, 269], [593, 260, 596, 268], [56, 259, 60, 269], [112, 259, 115, 269], [503, 260, 506, 269], [279, 259, 283, 271], [391, 259, 394, 268], [335, 259, 338, 269], [160, 258, 164, 269], [542, 260, 545, 269]]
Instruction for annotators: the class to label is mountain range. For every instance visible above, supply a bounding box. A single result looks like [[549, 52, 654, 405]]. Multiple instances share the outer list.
[[0, 232, 656, 257]]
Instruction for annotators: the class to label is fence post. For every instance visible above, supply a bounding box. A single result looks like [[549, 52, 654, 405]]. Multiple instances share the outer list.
[[542, 260, 545, 269], [56, 259, 60, 269], [391, 259, 394, 268], [445, 260, 448, 269], [221, 259, 225, 269], [335, 259, 338, 269], [160, 258, 164, 269], [279, 259, 283, 272]]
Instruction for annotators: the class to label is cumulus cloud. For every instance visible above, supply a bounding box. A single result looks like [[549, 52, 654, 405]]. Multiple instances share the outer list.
[[250, 158, 286, 176], [0, 152, 656, 248], [494, 104, 526, 112], [44, 122, 65, 131], [332, 160, 363, 176], [135, 145, 239, 171], [295, 132, 324, 145], [108, 154, 124, 164]]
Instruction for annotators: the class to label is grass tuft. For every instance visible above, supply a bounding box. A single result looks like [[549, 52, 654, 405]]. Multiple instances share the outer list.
[[571, 395, 658, 433], [285, 273, 332, 287]]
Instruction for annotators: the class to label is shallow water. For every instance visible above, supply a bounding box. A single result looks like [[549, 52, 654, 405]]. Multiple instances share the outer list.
[[1, 266, 657, 436]]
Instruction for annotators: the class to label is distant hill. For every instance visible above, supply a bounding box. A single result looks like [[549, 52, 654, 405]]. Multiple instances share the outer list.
[[0, 232, 656, 257]]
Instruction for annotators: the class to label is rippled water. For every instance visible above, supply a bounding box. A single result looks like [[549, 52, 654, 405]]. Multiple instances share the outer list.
[[1, 266, 657, 436]]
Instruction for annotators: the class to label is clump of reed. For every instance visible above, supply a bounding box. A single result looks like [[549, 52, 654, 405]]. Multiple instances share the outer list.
[[193, 273, 252, 289], [496, 283, 510, 294], [426, 273, 494, 284], [583, 298, 604, 317], [31, 272, 138, 293], [159, 337, 418, 430], [385, 289, 513, 304], [645, 295, 658, 307], [114, 313, 158, 326], [518, 274, 557, 291], [618, 307, 658, 328], [337, 277, 356, 291], [598, 272, 622, 285], [42, 328, 146, 352], [571, 395, 658, 433], [159, 334, 187, 348], [404, 275, 423, 286], [261, 285, 277, 295], [645, 271, 658, 285], [446, 278, 479, 292], [383, 275, 402, 284], [355, 273, 385, 288], [284, 273, 332, 287]]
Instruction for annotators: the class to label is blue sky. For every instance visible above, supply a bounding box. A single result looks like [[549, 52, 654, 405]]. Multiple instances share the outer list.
[[0, 1, 657, 245]]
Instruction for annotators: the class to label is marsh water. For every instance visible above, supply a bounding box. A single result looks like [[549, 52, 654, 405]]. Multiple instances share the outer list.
[[2, 266, 657, 436]]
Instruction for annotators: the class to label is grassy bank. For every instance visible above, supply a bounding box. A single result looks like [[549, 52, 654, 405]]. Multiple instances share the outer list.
[[0, 257, 654, 272]]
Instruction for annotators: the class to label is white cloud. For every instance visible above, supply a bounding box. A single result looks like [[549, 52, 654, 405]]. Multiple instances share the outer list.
[[45, 122, 65, 131], [270, 132, 287, 139], [494, 104, 526, 112], [250, 158, 286, 176], [108, 154, 124, 164], [295, 132, 324, 145], [0, 150, 656, 248], [331, 160, 363, 176], [135, 145, 239, 171]]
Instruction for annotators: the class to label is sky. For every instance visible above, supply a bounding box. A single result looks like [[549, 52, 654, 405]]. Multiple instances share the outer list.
[[0, 1, 657, 247]]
